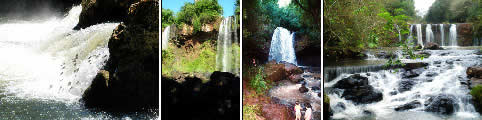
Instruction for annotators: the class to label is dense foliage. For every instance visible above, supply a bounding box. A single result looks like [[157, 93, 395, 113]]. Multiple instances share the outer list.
[[425, 0, 480, 23], [161, 8, 175, 29], [471, 85, 482, 112], [250, 66, 268, 94], [176, 0, 223, 34], [323, 0, 415, 60], [161, 40, 217, 75]]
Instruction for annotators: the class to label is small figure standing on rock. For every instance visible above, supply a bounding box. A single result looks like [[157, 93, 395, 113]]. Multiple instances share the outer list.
[[295, 101, 302, 120], [304, 103, 312, 120]]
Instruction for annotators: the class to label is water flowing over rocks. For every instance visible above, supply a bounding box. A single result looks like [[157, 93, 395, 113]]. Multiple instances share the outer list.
[[82, 0, 159, 111], [74, 0, 140, 29], [333, 74, 383, 104], [264, 60, 303, 82], [424, 94, 458, 115], [161, 71, 240, 119], [395, 100, 421, 111]]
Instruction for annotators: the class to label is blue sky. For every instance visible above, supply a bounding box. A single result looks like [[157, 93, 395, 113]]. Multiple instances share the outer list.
[[161, 0, 236, 17]]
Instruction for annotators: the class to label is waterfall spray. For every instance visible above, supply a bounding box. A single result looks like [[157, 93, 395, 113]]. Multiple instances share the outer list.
[[268, 27, 297, 65], [161, 26, 170, 50], [449, 24, 457, 46], [440, 24, 444, 46], [416, 24, 424, 47], [426, 24, 434, 43]]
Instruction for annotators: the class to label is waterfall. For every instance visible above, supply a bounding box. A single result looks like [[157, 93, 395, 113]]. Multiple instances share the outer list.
[[425, 24, 434, 43], [216, 17, 233, 72], [416, 24, 424, 47], [0, 5, 118, 102], [450, 24, 458, 46], [161, 26, 170, 50], [269, 27, 297, 65], [440, 24, 444, 46], [395, 24, 401, 42], [408, 25, 414, 44]]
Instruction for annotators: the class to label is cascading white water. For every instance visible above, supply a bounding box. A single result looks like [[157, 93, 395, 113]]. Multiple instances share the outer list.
[[395, 24, 402, 42], [269, 27, 297, 65], [416, 24, 424, 47], [0, 5, 118, 102], [216, 17, 232, 72], [440, 24, 444, 46], [408, 25, 414, 44], [325, 49, 481, 119], [450, 24, 458, 46], [426, 24, 434, 43], [161, 26, 170, 50]]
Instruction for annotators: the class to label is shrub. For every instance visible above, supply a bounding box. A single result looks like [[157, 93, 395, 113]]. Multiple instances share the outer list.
[[471, 85, 482, 112], [250, 67, 268, 94], [242, 104, 262, 120]]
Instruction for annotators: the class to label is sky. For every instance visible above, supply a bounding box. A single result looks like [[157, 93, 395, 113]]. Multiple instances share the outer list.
[[414, 0, 436, 17], [278, 0, 291, 8], [161, 0, 236, 17]]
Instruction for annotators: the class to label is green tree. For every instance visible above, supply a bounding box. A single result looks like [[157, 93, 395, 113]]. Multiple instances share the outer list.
[[176, 0, 223, 34], [161, 8, 175, 29]]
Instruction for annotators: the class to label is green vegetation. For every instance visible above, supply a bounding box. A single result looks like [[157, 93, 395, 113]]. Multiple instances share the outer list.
[[176, 0, 223, 34], [242, 104, 262, 120], [425, 0, 481, 38], [471, 85, 482, 112], [161, 40, 217, 75], [250, 66, 269, 94], [161, 8, 175, 29], [324, 0, 415, 56]]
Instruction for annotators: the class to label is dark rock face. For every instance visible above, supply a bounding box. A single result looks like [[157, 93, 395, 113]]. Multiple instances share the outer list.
[[395, 100, 421, 111], [467, 67, 482, 79], [161, 72, 240, 119], [74, 0, 141, 29], [403, 62, 429, 70], [299, 84, 309, 93], [323, 93, 332, 120], [424, 42, 443, 50], [81, 0, 158, 111], [333, 74, 383, 104], [401, 68, 425, 78], [425, 94, 458, 115], [289, 74, 304, 83], [398, 80, 416, 93]]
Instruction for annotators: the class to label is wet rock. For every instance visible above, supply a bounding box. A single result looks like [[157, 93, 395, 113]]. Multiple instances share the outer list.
[[311, 86, 320, 91], [425, 94, 457, 115], [416, 51, 431, 58], [342, 86, 383, 104], [262, 103, 294, 120], [424, 42, 443, 50], [299, 84, 309, 93], [401, 68, 424, 78], [74, 0, 140, 29], [334, 102, 346, 111], [323, 93, 332, 120], [281, 61, 303, 75], [395, 100, 421, 111], [475, 50, 482, 55], [446, 60, 454, 64], [440, 52, 450, 56], [289, 74, 304, 83], [363, 110, 373, 115], [82, 0, 158, 112], [375, 51, 397, 59], [425, 71, 438, 77], [467, 67, 482, 79], [433, 61, 442, 64], [333, 74, 368, 89], [403, 62, 428, 70], [398, 80, 416, 93]]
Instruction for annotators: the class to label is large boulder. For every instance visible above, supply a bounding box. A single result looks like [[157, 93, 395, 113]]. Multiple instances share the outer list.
[[74, 0, 140, 29], [467, 67, 482, 79], [424, 94, 458, 115], [333, 74, 383, 104], [261, 103, 294, 120], [264, 61, 303, 82], [375, 51, 397, 59], [424, 42, 443, 50], [395, 100, 421, 111], [82, 0, 158, 111], [403, 62, 428, 70]]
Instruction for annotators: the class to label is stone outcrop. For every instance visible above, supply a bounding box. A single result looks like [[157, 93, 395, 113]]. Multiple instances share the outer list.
[[264, 60, 303, 82], [333, 74, 383, 104], [74, 0, 140, 29], [424, 42, 443, 50], [424, 94, 457, 115], [467, 67, 482, 79], [82, 0, 159, 111]]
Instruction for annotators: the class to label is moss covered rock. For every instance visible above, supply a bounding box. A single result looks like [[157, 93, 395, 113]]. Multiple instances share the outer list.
[[323, 93, 332, 120], [471, 85, 482, 113]]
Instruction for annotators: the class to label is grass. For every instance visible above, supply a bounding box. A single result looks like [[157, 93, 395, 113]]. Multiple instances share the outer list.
[[161, 40, 217, 76], [242, 104, 262, 120]]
